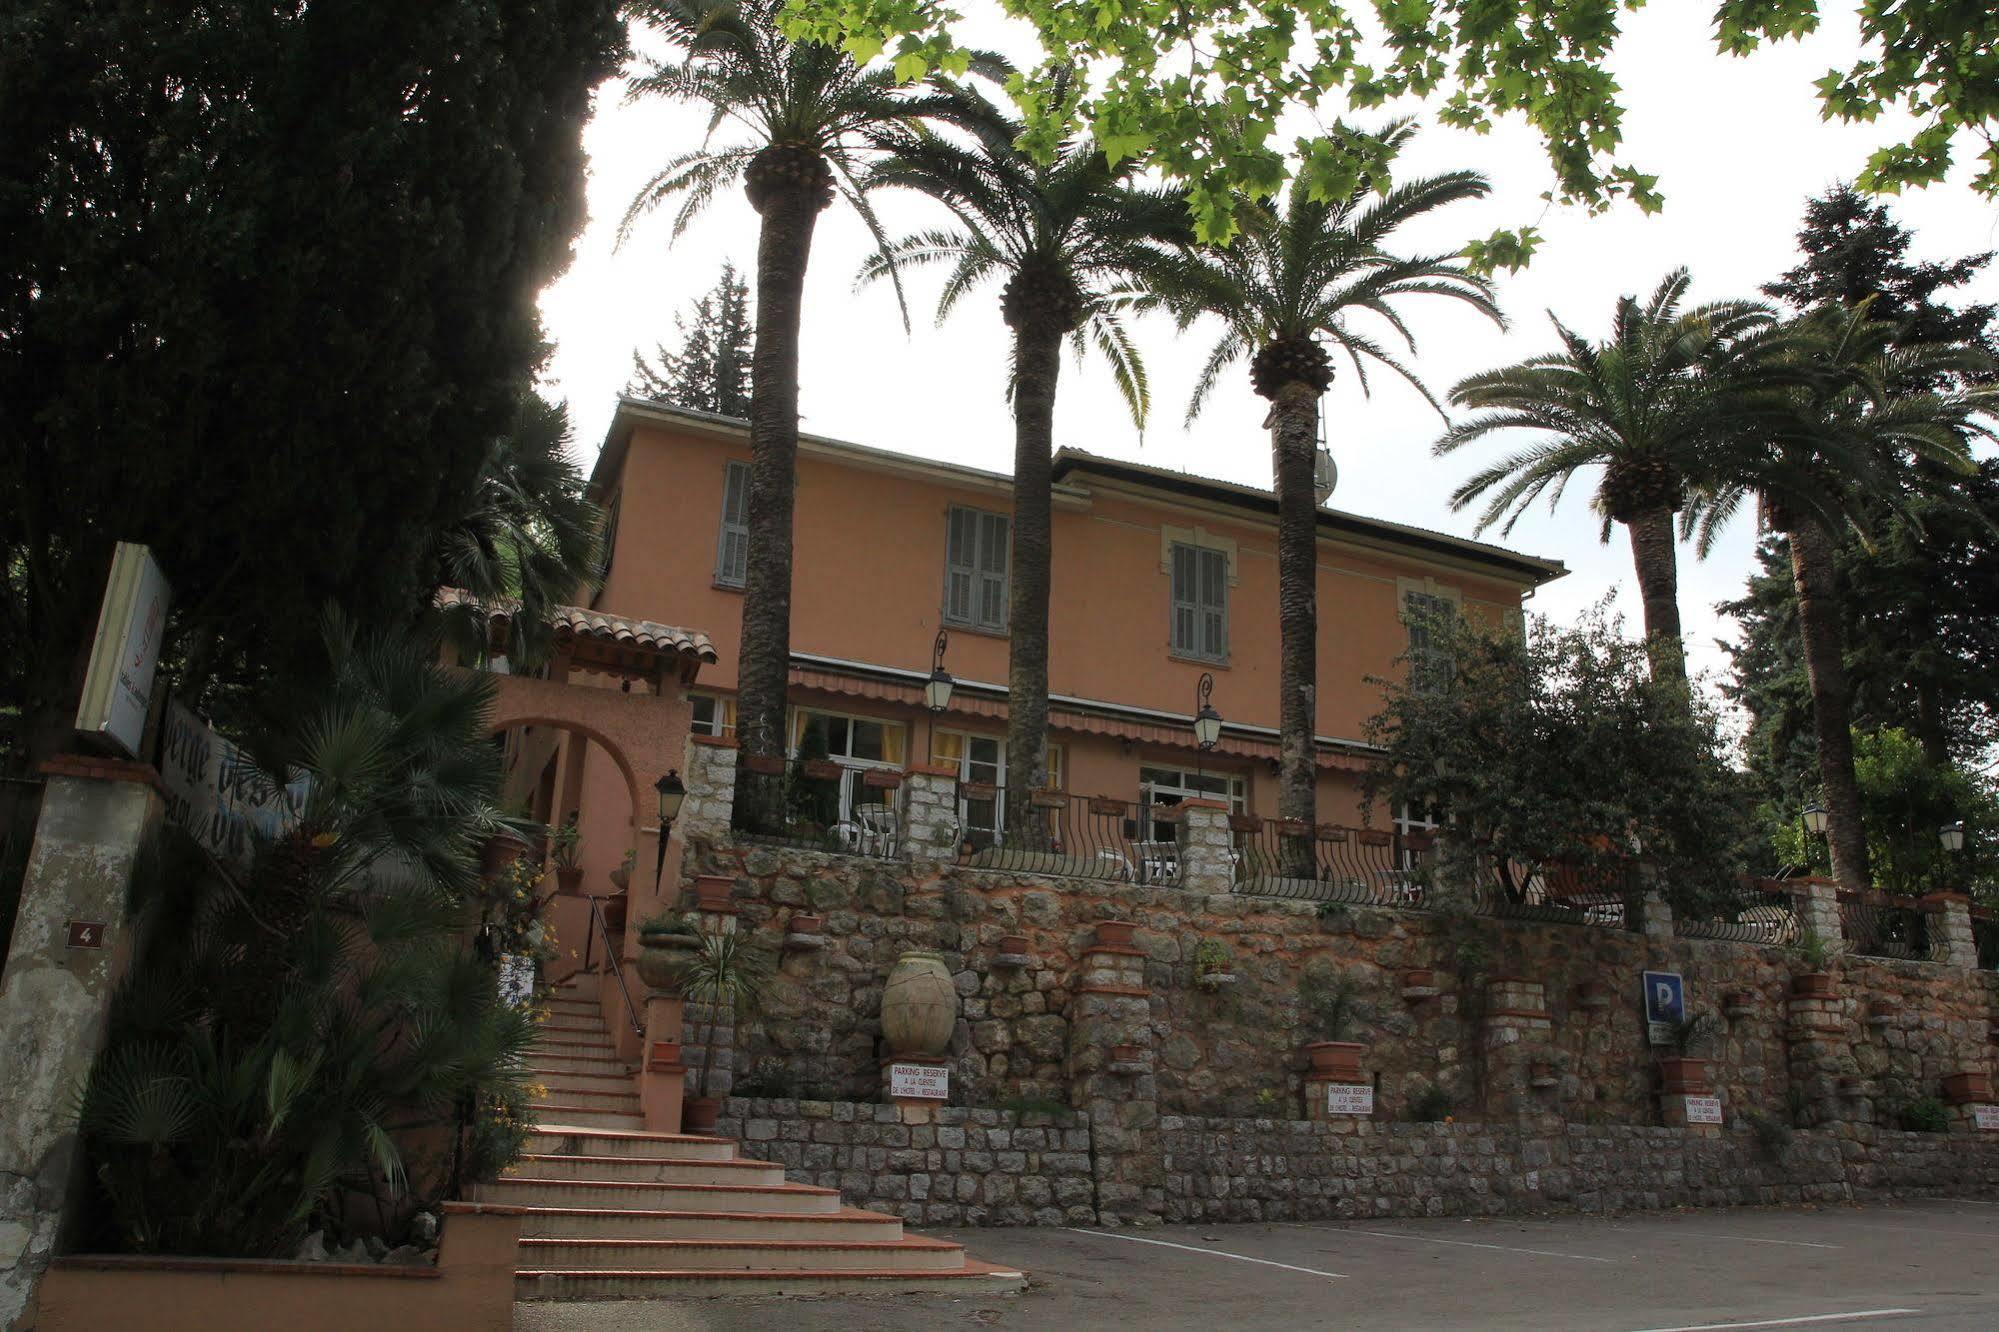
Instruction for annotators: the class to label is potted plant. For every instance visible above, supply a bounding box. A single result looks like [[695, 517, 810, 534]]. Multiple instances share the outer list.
[[550, 821, 584, 894], [1792, 928, 1838, 999], [1942, 1070, 1993, 1105], [996, 933, 1032, 962], [681, 929, 773, 1132], [1193, 939, 1236, 990], [480, 823, 533, 877], [787, 881, 825, 937], [1094, 920, 1136, 949], [609, 848, 635, 892], [1300, 974, 1368, 1082], [635, 913, 702, 993], [1658, 1013, 1720, 1095]]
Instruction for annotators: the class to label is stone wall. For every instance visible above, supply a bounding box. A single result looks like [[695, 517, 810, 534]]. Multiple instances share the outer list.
[[709, 1098, 1097, 1227]]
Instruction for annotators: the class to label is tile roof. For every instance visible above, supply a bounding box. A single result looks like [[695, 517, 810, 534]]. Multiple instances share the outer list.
[[435, 588, 718, 664]]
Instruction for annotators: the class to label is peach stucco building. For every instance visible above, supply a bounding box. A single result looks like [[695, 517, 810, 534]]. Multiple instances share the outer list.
[[506, 395, 1563, 891]]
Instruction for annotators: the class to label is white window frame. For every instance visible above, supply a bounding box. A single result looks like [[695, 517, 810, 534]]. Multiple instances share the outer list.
[[715, 460, 751, 588], [931, 730, 1066, 845], [1397, 577, 1462, 693], [1393, 801, 1441, 870], [1169, 542, 1229, 662], [1138, 764, 1245, 841], [789, 707, 907, 824], [943, 505, 1010, 633], [689, 693, 735, 739]]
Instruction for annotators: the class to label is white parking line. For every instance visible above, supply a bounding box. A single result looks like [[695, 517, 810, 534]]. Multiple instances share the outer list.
[[1514, 1218, 1840, 1250], [1628, 1310, 1920, 1331], [1066, 1229, 1348, 1280], [1841, 1221, 1999, 1240], [1343, 1228, 1615, 1262]]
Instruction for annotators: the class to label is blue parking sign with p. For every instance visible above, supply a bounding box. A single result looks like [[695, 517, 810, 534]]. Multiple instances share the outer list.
[[1643, 970, 1684, 1045]]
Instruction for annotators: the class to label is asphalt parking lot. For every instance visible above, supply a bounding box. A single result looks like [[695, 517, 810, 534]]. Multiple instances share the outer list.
[[516, 1198, 1999, 1331]]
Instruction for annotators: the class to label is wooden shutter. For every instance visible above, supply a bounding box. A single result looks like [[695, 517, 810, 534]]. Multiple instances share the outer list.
[[1170, 544, 1197, 654], [715, 461, 750, 587], [977, 512, 1009, 631], [944, 507, 976, 624], [945, 507, 1008, 631], [1197, 548, 1227, 659]]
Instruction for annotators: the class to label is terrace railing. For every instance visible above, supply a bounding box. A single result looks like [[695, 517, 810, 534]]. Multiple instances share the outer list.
[[731, 757, 901, 860], [1469, 859, 1642, 931], [1675, 876, 1807, 946], [955, 789, 1182, 886], [1839, 889, 1936, 962], [1973, 906, 1999, 971], [1228, 817, 1431, 906]]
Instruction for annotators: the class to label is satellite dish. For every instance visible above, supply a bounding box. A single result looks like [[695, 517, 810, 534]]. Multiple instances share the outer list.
[[1313, 447, 1337, 504]]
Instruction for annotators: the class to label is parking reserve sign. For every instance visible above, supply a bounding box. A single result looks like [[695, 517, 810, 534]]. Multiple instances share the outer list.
[[1325, 1084, 1374, 1116], [1643, 970, 1685, 1047]]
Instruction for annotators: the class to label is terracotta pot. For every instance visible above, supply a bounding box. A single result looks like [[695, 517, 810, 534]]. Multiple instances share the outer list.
[[480, 830, 530, 878], [788, 912, 825, 935], [1723, 991, 1757, 1015], [1792, 972, 1836, 999], [690, 876, 735, 912], [1109, 1044, 1144, 1064], [997, 934, 1031, 957], [744, 754, 786, 776], [635, 927, 699, 992], [802, 758, 842, 781], [608, 863, 633, 892], [1401, 968, 1435, 989], [1868, 997, 1900, 1021], [555, 866, 584, 895], [600, 895, 627, 932], [881, 950, 957, 1058], [683, 1096, 723, 1133], [1943, 1071, 1993, 1105], [1304, 1041, 1365, 1082], [1094, 921, 1136, 949], [1658, 1055, 1710, 1096]]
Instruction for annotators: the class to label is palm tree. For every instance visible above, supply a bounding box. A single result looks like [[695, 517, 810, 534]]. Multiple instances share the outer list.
[[1686, 305, 1995, 890], [1136, 123, 1499, 825], [859, 79, 1188, 823], [622, 0, 994, 761], [1436, 270, 1772, 686]]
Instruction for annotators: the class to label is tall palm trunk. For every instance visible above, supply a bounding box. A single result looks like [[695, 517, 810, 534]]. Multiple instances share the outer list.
[[1623, 506, 1688, 688], [735, 160, 828, 762], [1004, 321, 1061, 831], [1786, 518, 1870, 890], [1270, 382, 1320, 829]]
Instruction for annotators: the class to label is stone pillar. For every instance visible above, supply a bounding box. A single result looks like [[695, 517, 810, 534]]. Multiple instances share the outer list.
[[1923, 893, 1978, 971], [1482, 978, 1557, 1125], [0, 759, 165, 1329], [1795, 877, 1847, 955], [1066, 925, 1159, 1226], [1176, 800, 1234, 896], [639, 991, 687, 1134], [679, 887, 740, 1102], [1635, 873, 1674, 944], [901, 765, 960, 869], [1785, 977, 1856, 1129], [678, 735, 738, 844]]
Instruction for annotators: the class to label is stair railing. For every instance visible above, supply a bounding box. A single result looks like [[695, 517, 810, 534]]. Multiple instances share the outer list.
[[585, 894, 645, 1041]]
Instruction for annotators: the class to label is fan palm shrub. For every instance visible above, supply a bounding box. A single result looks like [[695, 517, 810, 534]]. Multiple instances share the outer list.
[[1437, 270, 1772, 686], [623, 0, 997, 762], [861, 75, 1186, 817], [1132, 121, 1498, 826]]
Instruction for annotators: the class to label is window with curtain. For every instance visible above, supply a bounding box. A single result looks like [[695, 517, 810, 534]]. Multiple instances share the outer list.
[[714, 460, 750, 588], [1169, 543, 1228, 661], [944, 506, 1010, 633], [690, 694, 736, 738], [1403, 590, 1457, 693]]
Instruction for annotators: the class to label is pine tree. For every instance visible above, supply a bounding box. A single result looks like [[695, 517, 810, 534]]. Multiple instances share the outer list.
[[629, 263, 753, 418], [1723, 187, 1999, 794]]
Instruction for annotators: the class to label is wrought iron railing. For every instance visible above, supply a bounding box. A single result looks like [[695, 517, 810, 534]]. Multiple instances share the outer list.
[[1469, 859, 1642, 930], [1838, 889, 1936, 961], [954, 789, 1182, 885], [730, 758, 901, 859], [1228, 817, 1433, 906], [1973, 906, 1999, 971], [585, 893, 643, 1041], [1675, 876, 1807, 945]]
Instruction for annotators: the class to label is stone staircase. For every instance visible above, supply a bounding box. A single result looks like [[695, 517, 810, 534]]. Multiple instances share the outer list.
[[491, 976, 1026, 1300]]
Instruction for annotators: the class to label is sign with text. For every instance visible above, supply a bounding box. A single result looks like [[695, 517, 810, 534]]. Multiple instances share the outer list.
[[1683, 1095, 1724, 1125], [1643, 970, 1686, 1047], [65, 921, 107, 950], [160, 699, 309, 864], [1975, 1105, 1999, 1133], [1325, 1083, 1375, 1117], [74, 542, 170, 758], [889, 1062, 950, 1100]]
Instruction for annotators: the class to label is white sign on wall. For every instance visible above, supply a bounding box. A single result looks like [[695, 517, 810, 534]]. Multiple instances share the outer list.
[[74, 542, 170, 758], [1974, 1105, 1999, 1133], [889, 1062, 950, 1100], [1325, 1083, 1375, 1117], [160, 699, 308, 863], [1683, 1095, 1724, 1125]]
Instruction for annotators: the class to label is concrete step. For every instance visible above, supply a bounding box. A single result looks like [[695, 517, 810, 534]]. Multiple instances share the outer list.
[[538, 1017, 612, 1037], [531, 1085, 639, 1114], [515, 1205, 903, 1243], [525, 1052, 632, 1078], [515, 1234, 966, 1273], [483, 1176, 842, 1215], [531, 1039, 619, 1062], [532, 1105, 643, 1131], [530, 1069, 640, 1098], [515, 1154, 784, 1188], [526, 1128, 736, 1163], [515, 1260, 1027, 1301]]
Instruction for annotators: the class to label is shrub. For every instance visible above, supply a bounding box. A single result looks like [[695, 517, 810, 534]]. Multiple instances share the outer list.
[[1408, 1083, 1455, 1122], [1897, 1097, 1951, 1133]]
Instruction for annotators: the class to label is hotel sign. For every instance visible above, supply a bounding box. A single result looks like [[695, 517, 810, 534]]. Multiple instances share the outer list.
[[1325, 1084, 1375, 1117], [1683, 1095, 1724, 1125], [889, 1063, 950, 1100], [73, 542, 170, 759]]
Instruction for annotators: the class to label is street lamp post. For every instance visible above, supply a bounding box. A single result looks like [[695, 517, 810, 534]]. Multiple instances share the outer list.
[[653, 769, 687, 886], [1801, 802, 1828, 875], [1193, 672, 1222, 783]]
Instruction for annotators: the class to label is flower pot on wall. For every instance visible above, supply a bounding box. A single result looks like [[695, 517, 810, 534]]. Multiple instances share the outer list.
[[1657, 1055, 1710, 1096], [881, 950, 957, 1058], [1943, 1071, 1993, 1105], [789, 912, 824, 935], [1094, 921, 1136, 950], [480, 830, 531, 878], [744, 754, 786, 776], [683, 1096, 722, 1133], [1723, 991, 1756, 1020], [600, 895, 627, 931], [1400, 969, 1438, 1000], [690, 876, 735, 912], [1304, 1041, 1365, 1082], [1792, 973, 1836, 1000], [635, 926, 699, 993], [997, 934, 1031, 958]]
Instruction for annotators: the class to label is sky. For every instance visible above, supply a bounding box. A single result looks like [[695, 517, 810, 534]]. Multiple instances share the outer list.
[[538, 2, 1999, 699]]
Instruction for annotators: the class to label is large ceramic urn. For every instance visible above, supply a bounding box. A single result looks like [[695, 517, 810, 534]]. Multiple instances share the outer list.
[[880, 950, 957, 1058]]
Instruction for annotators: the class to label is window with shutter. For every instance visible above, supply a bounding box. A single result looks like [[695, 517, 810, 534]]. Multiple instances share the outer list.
[[1404, 590, 1455, 692], [1169, 543, 1228, 661], [942, 505, 1009, 632], [714, 461, 750, 588]]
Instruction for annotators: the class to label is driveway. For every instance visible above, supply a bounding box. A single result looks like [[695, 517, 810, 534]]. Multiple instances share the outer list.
[[515, 1198, 1999, 1330]]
